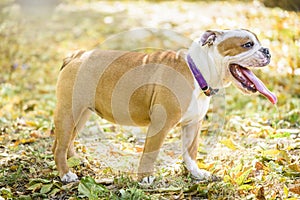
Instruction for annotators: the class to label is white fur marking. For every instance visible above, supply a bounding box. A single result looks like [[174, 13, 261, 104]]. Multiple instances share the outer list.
[[80, 50, 94, 60], [139, 176, 155, 185], [61, 171, 78, 183], [142, 54, 149, 65], [180, 81, 211, 125], [183, 153, 211, 180]]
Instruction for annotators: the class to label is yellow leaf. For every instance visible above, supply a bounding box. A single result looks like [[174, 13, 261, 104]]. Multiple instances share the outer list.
[[262, 149, 280, 157], [10, 165, 18, 171], [232, 163, 243, 175], [235, 168, 252, 186], [288, 163, 300, 172], [223, 175, 231, 183], [197, 161, 213, 171], [26, 120, 37, 127], [220, 138, 237, 150], [262, 149, 291, 163], [81, 145, 87, 153], [238, 184, 253, 191], [284, 184, 289, 197]]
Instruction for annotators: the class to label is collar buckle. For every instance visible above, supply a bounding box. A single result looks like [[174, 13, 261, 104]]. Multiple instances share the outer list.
[[203, 86, 219, 96]]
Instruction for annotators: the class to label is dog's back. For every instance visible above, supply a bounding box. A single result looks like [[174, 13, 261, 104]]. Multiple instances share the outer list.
[[60, 49, 86, 71]]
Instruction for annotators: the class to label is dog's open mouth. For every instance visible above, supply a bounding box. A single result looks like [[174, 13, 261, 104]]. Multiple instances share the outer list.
[[229, 64, 277, 104]]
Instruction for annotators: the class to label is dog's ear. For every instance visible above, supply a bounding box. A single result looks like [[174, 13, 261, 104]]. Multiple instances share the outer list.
[[200, 30, 223, 46]]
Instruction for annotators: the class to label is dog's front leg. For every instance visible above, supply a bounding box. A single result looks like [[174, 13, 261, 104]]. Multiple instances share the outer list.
[[182, 121, 211, 180]]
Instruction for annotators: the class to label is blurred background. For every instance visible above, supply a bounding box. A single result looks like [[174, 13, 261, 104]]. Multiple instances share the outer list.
[[0, 0, 298, 136]]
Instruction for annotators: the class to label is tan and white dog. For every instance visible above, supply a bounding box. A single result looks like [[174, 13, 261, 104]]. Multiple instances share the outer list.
[[52, 29, 277, 183]]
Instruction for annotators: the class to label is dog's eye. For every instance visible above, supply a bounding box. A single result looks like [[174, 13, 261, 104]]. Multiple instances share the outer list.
[[242, 42, 254, 48]]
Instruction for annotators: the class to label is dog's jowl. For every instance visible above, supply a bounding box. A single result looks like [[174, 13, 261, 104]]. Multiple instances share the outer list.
[[52, 29, 277, 183]]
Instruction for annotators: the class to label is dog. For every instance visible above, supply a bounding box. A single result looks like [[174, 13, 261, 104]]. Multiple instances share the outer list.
[[52, 29, 277, 183]]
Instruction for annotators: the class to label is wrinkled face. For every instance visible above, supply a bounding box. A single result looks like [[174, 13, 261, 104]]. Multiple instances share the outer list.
[[202, 29, 276, 104], [217, 30, 271, 68]]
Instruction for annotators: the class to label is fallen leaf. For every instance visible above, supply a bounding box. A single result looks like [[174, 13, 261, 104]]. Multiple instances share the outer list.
[[197, 161, 214, 171], [81, 145, 87, 153], [262, 149, 280, 158], [235, 168, 252, 186], [262, 149, 290, 163], [25, 120, 37, 127], [256, 186, 266, 200], [255, 162, 264, 171], [288, 163, 300, 172], [49, 188, 61, 197], [290, 185, 300, 195], [27, 183, 43, 192], [231, 163, 243, 175], [284, 184, 289, 197], [67, 157, 81, 168], [238, 184, 253, 191], [30, 132, 42, 138], [78, 176, 107, 199], [220, 138, 238, 150], [14, 138, 36, 146], [40, 183, 53, 194], [135, 146, 143, 153], [10, 165, 18, 171]]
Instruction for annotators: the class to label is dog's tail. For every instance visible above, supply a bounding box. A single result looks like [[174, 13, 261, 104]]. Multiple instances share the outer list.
[[60, 49, 86, 71]]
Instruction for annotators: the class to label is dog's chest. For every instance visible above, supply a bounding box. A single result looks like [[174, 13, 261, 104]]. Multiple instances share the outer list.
[[180, 81, 211, 125]]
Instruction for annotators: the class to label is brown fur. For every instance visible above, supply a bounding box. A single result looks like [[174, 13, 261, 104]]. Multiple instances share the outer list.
[[60, 50, 86, 71], [53, 49, 195, 178], [217, 37, 251, 56]]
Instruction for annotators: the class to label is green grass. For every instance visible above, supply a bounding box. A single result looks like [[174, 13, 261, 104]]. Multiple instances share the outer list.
[[0, 0, 299, 199]]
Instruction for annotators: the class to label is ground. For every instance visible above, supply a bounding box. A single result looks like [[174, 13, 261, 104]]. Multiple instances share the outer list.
[[0, 0, 299, 199]]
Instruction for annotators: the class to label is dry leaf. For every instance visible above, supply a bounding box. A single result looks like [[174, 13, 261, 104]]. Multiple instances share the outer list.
[[235, 168, 252, 186], [255, 162, 264, 171], [290, 185, 300, 195], [220, 138, 238, 150], [288, 163, 300, 172], [256, 186, 266, 200], [135, 146, 143, 153]]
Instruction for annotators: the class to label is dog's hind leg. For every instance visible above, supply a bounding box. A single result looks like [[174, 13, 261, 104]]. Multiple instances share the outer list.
[[67, 109, 91, 158], [53, 108, 78, 182]]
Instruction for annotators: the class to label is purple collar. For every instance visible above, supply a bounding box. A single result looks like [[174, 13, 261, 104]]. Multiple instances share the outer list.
[[187, 54, 218, 96]]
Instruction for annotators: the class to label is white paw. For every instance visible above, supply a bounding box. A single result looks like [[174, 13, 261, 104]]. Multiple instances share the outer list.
[[191, 168, 211, 180], [183, 155, 220, 181], [61, 171, 79, 183], [184, 155, 211, 180], [139, 176, 155, 185], [191, 168, 221, 182]]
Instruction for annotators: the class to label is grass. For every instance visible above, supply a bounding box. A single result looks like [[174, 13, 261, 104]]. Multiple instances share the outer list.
[[0, 0, 299, 199]]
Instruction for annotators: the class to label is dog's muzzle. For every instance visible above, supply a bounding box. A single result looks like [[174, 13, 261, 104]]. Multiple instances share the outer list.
[[259, 47, 271, 59]]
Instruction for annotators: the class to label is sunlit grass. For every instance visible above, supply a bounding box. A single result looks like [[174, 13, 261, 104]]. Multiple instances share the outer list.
[[0, 0, 299, 199]]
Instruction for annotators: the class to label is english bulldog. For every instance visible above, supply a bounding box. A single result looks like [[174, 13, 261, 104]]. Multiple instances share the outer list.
[[52, 29, 277, 183]]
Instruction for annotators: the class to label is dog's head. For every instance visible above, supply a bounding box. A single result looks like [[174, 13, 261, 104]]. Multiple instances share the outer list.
[[199, 29, 277, 104]]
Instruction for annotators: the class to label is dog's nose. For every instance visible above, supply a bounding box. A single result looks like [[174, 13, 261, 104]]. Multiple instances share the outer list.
[[260, 47, 271, 58]]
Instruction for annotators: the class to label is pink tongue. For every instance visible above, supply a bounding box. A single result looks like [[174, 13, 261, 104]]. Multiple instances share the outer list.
[[241, 68, 277, 104]]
